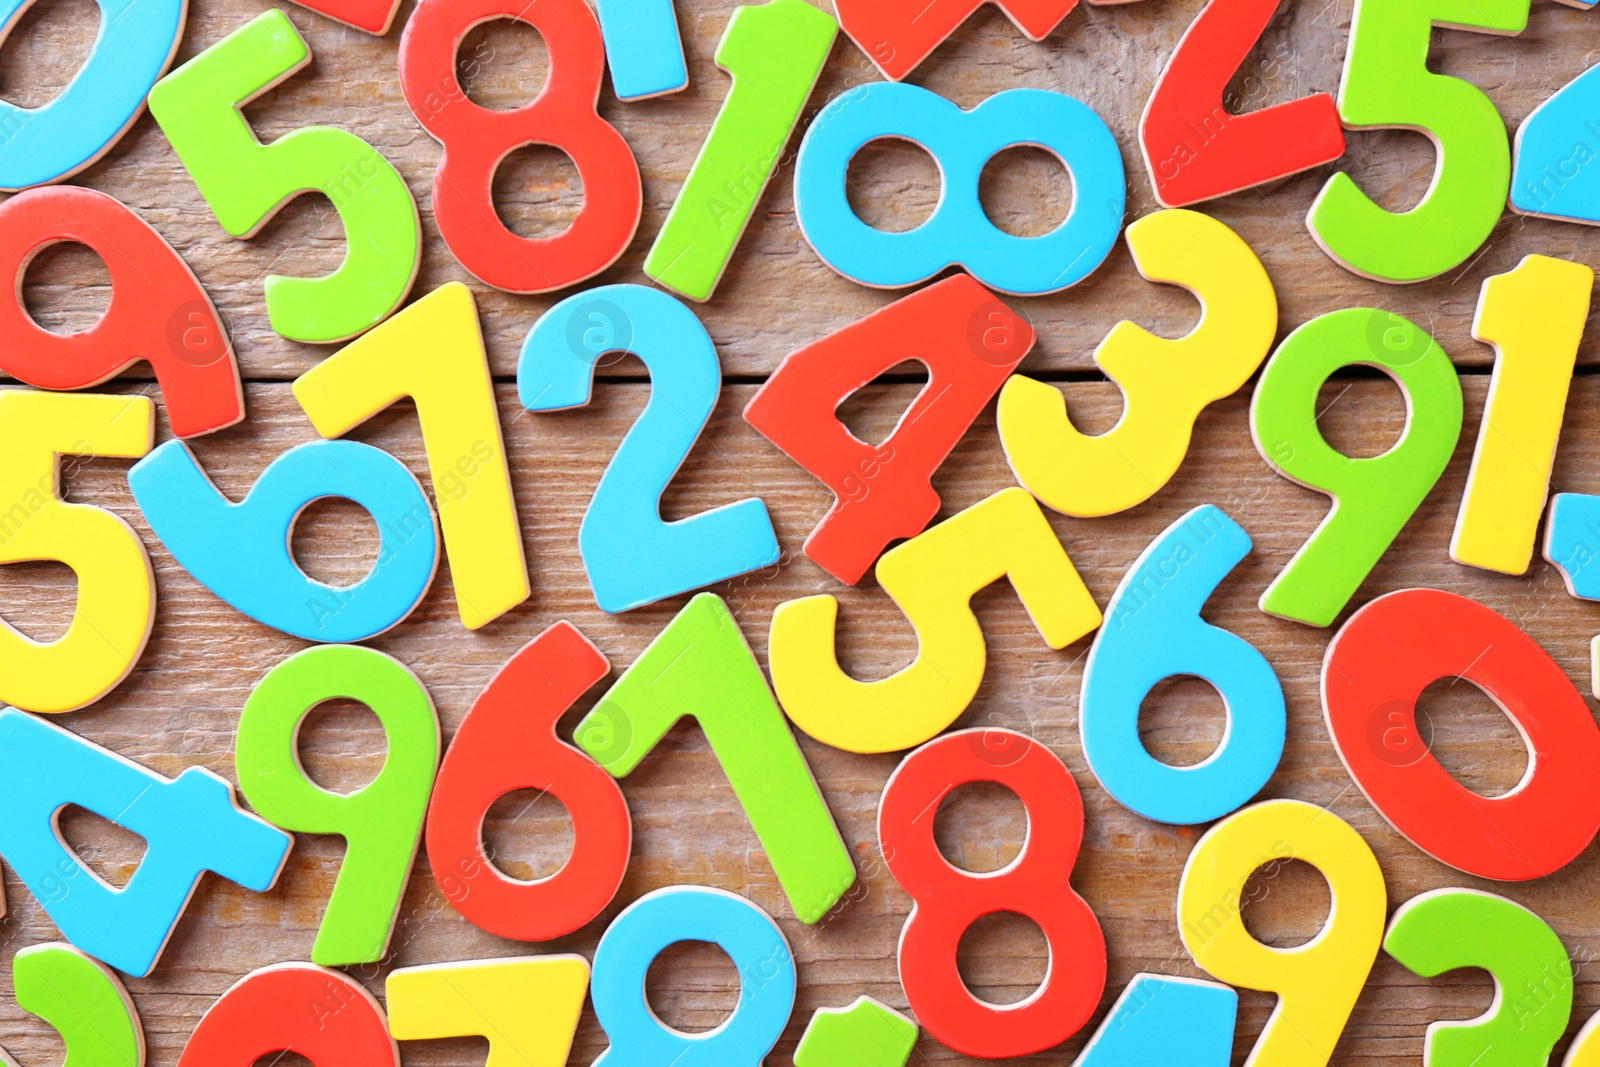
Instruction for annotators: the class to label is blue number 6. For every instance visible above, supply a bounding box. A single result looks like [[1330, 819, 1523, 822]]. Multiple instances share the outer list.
[[1080, 505, 1285, 824], [519, 283, 780, 613]]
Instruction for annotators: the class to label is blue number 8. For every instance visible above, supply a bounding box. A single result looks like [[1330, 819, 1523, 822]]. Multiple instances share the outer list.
[[795, 83, 1125, 295]]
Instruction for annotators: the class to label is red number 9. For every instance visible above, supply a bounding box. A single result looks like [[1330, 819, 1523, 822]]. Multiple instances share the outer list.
[[878, 728, 1106, 1058], [398, 0, 641, 294], [0, 186, 241, 439]]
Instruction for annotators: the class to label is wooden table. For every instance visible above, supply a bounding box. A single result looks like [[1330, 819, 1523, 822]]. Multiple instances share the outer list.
[[5, 0, 1600, 1063]]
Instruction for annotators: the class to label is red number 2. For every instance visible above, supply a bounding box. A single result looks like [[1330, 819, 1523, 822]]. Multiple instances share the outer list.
[[398, 0, 641, 293], [1140, 0, 1344, 207]]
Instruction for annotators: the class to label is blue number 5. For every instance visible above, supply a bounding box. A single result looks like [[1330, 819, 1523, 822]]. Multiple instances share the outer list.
[[519, 284, 780, 612]]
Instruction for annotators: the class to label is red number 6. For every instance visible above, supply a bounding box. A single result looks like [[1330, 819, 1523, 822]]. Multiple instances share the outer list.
[[398, 0, 641, 294]]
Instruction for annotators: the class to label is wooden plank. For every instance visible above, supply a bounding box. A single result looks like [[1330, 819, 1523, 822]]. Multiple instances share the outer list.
[[8, 0, 1600, 384], [5, 0, 1600, 1060], [0, 376, 1590, 1065]]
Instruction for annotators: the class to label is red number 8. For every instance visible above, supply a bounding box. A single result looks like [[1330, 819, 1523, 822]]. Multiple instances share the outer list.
[[878, 728, 1106, 1058], [398, 0, 641, 294]]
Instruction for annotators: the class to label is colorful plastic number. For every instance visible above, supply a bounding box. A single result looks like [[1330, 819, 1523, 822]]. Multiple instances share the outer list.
[[1305, 0, 1529, 283], [426, 621, 630, 941], [236, 645, 440, 966], [575, 594, 855, 923], [0, 0, 183, 189], [1076, 975, 1238, 1067], [591, 887, 794, 1067], [399, 0, 640, 294], [1081, 505, 1285, 824], [999, 209, 1277, 516], [793, 998, 919, 1067], [832, 0, 1078, 81], [1178, 799, 1387, 1067], [645, 0, 837, 301], [880, 729, 1105, 1058], [147, 9, 421, 343], [769, 487, 1101, 754], [1453, 255, 1591, 574], [1544, 493, 1600, 600], [293, 283, 528, 630], [10, 943, 144, 1067], [1250, 308, 1463, 626], [794, 83, 1124, 294], [1385, 889, 1572, 1067], [595, 0, 687, 99], [177, 964, 395, 1067], [1566, 1010, 1600, 1067], [1322, 588, 1600, 880], [519, 285, 779, 612], [0, 391, 155, 714], [287, 0, 401, 34], [0, 709, 291, 976], [1140, 0, 1343, 207], [129, 440, 439, 643], [745, 274, 1031, 584], [388, 956, 589, 1067], [0, 188, 241, 438], [1512, 64, 1600, 223], [794, 974, 1234, 1067]]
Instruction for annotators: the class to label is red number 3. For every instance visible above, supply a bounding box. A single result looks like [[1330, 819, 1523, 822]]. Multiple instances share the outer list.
[[398, 0, 641, 293], [878, 728, 1106, 1058]]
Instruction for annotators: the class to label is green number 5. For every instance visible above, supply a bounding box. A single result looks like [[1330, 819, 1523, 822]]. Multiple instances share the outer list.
[[148, 9, 421, 344], [1307, 0, 1528, 283]]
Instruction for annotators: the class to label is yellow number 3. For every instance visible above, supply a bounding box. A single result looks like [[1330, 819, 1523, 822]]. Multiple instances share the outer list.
[[998, 209, 1277, 517], [0, 392, 155, 713]]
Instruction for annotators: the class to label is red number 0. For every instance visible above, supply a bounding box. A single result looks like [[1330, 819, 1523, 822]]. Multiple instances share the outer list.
[[878, 728, 1106, 1058], [1323, 588, 1600, 880], [398, 0, 641, 294], [425, 621, 631, 940], [1139, 0, 1344, 207]]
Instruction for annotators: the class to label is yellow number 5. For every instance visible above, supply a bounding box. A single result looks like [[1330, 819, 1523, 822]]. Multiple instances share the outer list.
[[0, 392, 155, 713]]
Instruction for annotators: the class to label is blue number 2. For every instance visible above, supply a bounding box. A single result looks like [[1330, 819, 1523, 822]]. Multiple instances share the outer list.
[[519, 284, 780, 613]]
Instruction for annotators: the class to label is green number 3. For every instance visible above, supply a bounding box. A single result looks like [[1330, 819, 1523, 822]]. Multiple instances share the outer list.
[[148, 9, 421, 344], [1307, 0, 1528, 283]]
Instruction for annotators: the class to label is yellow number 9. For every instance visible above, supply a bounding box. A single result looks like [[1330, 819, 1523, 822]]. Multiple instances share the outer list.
[[1178, 799, 1386, 1067]]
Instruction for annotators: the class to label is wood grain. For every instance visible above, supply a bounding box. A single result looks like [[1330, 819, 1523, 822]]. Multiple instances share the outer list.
[[0, 374, 1587, 1066], [1, 0, 1599, 1063], [10, 0, 1600, 381]]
